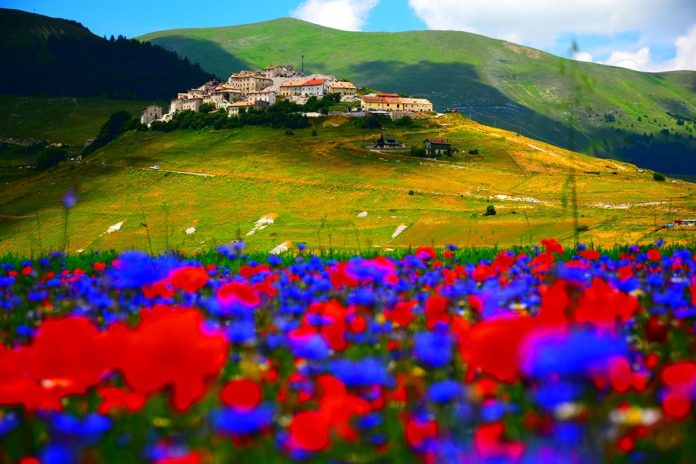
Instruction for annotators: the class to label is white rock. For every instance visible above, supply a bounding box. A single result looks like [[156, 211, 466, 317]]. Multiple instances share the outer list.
[[247, 215, 275, 236], [106, 222, 124, 234], [392, 224, 408, 239], [185, 227, 196, 235], [357, 211, 368, 218], [270, 241, 292, 255]]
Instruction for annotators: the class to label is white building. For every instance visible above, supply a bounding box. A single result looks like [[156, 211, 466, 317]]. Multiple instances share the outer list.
[[247, 89, 277, 105]]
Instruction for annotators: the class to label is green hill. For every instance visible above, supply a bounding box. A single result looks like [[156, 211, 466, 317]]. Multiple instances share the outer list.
[[0, 8, 214, 100], [1, 115, 693, 255], [140, 18, 696, 178]]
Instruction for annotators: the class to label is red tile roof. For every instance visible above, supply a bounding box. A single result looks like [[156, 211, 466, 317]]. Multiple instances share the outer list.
[[303, 79, 326, 86]]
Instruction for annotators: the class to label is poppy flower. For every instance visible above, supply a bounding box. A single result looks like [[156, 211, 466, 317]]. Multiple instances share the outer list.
[[168, 266, 209, 293], [117, 306, 229, 412]]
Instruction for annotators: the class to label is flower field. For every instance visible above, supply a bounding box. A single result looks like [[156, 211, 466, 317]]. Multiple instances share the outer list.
[[0, 240, 695, 463]]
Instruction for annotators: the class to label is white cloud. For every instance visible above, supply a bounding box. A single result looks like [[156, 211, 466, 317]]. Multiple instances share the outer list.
[[604, 47, 652, 71], [672, 24, 696, 70], [292, 0, 379, 31], [601, 26, 696, 72], [407, 0, 696, 49], [573, 51, 594, 63]]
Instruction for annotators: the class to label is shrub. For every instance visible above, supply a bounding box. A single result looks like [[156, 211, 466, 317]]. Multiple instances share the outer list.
[[653, 172, 666, 182], [469, 149, 479, 155], [485, 205, 497, 216], [408, 190, 415, 196]]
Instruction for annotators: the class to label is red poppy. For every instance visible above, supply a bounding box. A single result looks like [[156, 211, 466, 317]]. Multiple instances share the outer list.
[[541, 238, 564, 254], [289, 411, 330, 452], [97, 386, 147, 414], [217, 282, 261, 309], [386, 300, 416, 328], [168, 266, 209, 293], [425, 294, 450, 330], [646, 248, 661, 262], [117, 306, 229, 412], [575, 278, 639, 330], [405, 416, 437, 450], [220, 379, 262, 410]]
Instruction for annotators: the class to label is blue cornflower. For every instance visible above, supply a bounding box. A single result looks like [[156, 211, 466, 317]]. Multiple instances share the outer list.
[[414, 330, 453, 368], [211, 404, 274, 436], [427, 380, 461, 403]]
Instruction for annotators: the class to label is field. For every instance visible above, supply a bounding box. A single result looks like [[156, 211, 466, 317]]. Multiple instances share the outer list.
[[139, 18, 696, 176], [0, 114, 694, 256], [0, 95, 155, 146], [1, 241, 695, 462]]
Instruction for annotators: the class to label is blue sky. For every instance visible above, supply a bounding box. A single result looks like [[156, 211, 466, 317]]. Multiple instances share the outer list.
[[2, 0, 695, 71]]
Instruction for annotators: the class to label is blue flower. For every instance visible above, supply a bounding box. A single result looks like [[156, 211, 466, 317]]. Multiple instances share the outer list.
[[289, 333, 329, 361], [211, 404, 274, 436], [414, 331, 453, 368], [63, 188, 77, 209], [330, 358, 392, 387], [522, 330, 627, 378], [227, 320, 256, 343], [427, 380, 461, 403]]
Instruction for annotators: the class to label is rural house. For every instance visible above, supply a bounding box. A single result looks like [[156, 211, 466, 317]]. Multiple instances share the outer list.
[[140, 105, 163, 125], [424, 138, 451, 156], [375, 134, 403, 148]]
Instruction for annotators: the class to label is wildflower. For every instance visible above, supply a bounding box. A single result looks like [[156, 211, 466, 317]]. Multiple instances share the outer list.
[[62, 188, 77, 209]]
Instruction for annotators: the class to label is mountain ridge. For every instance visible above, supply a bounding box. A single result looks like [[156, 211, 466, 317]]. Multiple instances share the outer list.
[[139, 17, 696, 178]]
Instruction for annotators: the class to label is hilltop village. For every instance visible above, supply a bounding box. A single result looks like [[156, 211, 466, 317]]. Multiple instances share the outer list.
[[140, 64, 434, 124]]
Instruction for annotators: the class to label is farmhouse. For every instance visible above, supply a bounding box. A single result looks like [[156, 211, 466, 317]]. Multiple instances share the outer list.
[[375, 134, 403, 149], [424, 138, 451, 156], [140, 105, 163, 125], [328, 81, 357, 96]]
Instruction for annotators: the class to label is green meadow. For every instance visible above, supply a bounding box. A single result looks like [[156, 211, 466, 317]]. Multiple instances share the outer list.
[[1, 114, 693, 255]]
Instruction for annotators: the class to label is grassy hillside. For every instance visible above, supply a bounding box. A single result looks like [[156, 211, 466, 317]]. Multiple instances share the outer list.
[[140, 18, 696, 178], [0, 115, 693, 256], [0, 8, 214, 100], [0, 95, 154, 146]]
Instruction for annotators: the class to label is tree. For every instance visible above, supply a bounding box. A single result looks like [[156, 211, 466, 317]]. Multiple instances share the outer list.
[[485, 205, 497, 216], [36, 147, 67, 171], [653, 172, 666, 182]]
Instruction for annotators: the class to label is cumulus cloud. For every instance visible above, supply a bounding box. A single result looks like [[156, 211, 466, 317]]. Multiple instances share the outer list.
[[292, 0, 379, 31], [407, 0, 696, 49], [672, 24, 696, 70], [604, 47, 652, 71], [602, 26, 696, 72]]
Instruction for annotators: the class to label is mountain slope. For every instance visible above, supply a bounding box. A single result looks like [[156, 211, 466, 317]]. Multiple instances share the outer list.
[[0, 115, 694, 255], [140, 18, 696, 177], [0, 8, 214, 100]]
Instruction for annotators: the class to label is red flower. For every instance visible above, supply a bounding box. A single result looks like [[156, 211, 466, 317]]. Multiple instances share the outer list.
[[416, 247, 438, 260], [168, 266, 209, 293], [579, 249, 601, 261], [405, 416, 437, 450], [220, 379, 262, 410], [97, 386, 147, 414], [289, 411, 330, 452], [386, 300, 416, 328], [646, 248, 661, 262], [474, 422, 524, 460], [117, 306, 229, 412], [575, 278, 639, 329], [0, 317, 112, 410], [541, 238, 564, 254], [155, 451, 204, 464], [425, 294, 450, 330], [217, 282, 261, 309], [143, 279, 176, 299], [93, 262, 107, 272]]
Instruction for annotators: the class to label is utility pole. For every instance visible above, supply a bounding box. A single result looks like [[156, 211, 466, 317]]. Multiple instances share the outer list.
[[301, 55, 305, 75]]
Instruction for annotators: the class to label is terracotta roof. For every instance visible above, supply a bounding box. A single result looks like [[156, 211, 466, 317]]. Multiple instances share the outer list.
[[425, 138, 450, 145], [231, 100, 255, 107], [377, 93, 399, 97], [303, 79, 326, 86]]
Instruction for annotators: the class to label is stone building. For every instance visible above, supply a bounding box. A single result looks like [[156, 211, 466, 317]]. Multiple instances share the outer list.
[[328, 81, 357, 96], [140, 105, 163, 125], [227, 71, 274, 94]]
